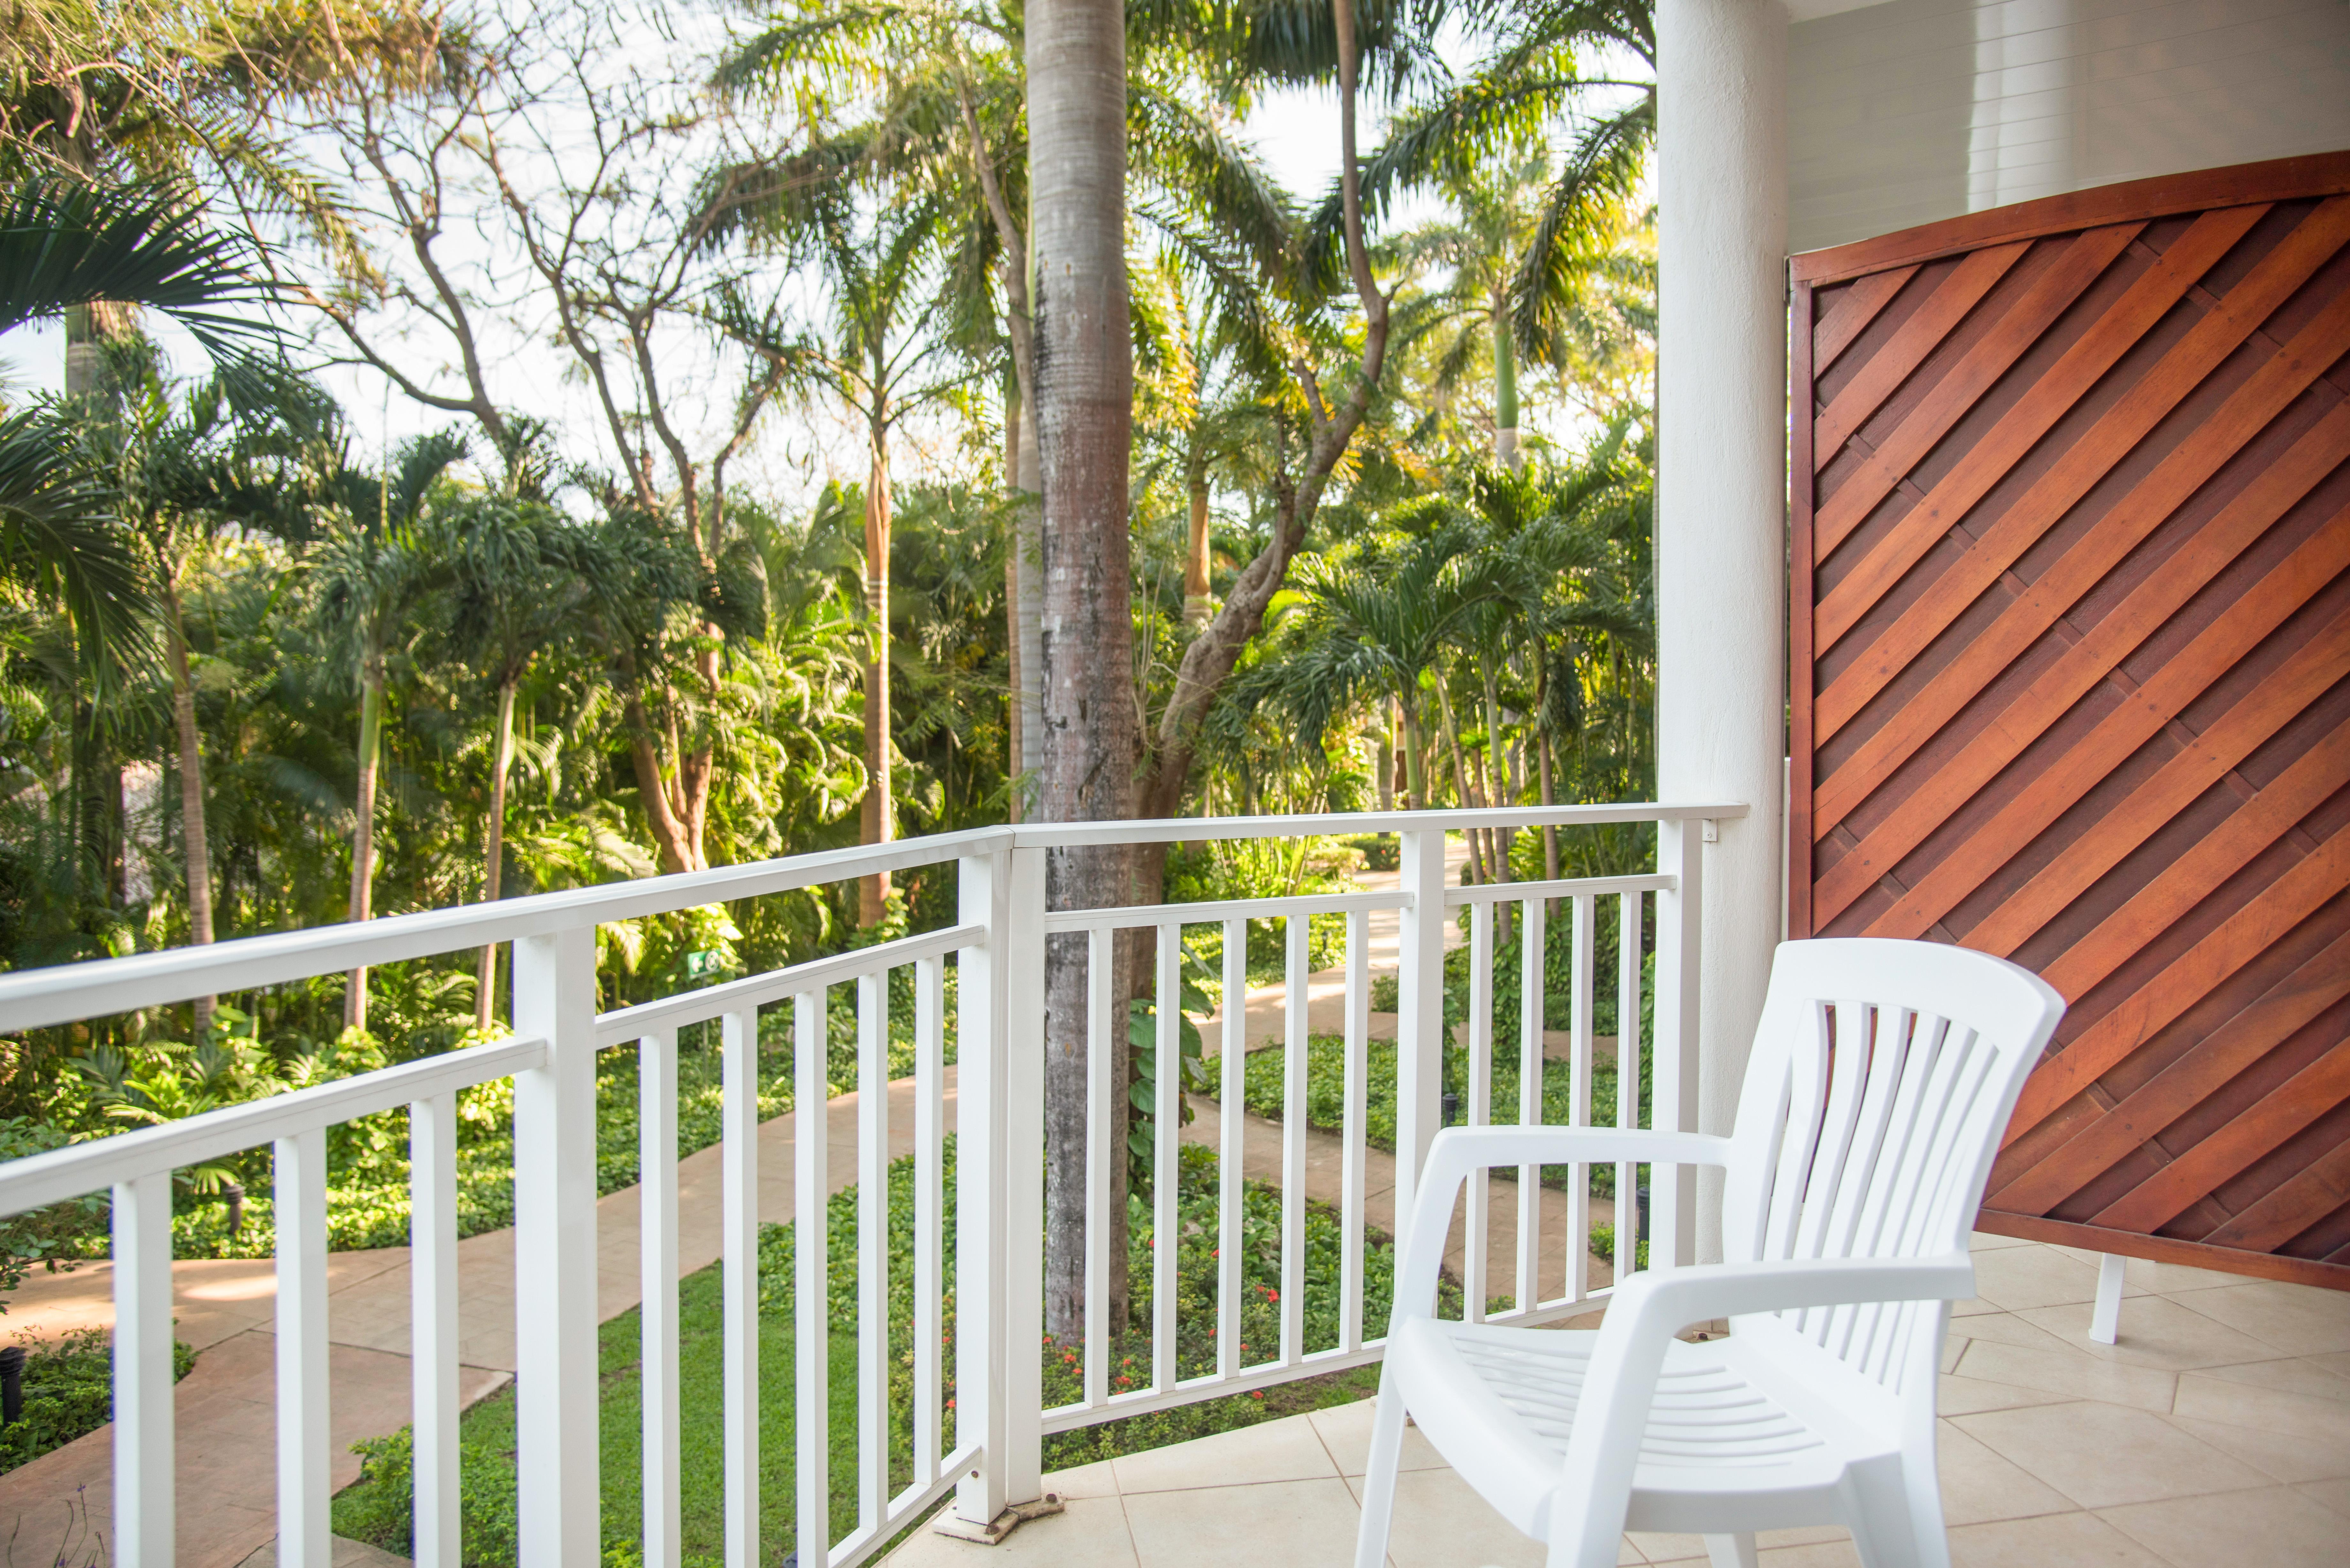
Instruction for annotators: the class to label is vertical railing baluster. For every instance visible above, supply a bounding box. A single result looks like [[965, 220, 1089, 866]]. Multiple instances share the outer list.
[[1654, 820, 1705, 1269], [1152, 923, 1180, 1393], [793, 988, 827, 1568], [276, 1128, 330, 1568], [1393, 830, 1447, 1296], [1516, 898, 1546, 1311], [637, 1031, 680, 1568], [411, 1091, 460, 1568], [1617, 893, 1643, 1279], [858, 971, 890, 1535], [913, 956, 945, 1487], [113, 1171, 174, 1568], [724, 1006, 762, 1568], [511, 925, 602, 1563], [1217, 916, 1246, 1378], [1568, 895, 1596, 1302], [1344, 909, 1369, 1348], [1084, 926, 1112, 1409], [1466, 902, 1493, 1324], [1278, 912, 1306, 1367], [1339, 916, 1366, 1355]]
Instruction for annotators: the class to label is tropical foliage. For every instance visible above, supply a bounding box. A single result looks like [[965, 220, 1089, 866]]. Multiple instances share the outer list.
[[0, 0, 1659, 1386]]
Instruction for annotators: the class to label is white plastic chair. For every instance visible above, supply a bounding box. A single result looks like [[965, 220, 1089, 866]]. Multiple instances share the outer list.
[[1354, 938, 2066, 1568]]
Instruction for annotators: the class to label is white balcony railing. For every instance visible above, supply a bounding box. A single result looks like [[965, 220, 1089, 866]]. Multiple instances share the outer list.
[[0, 803, 1741, 1568]]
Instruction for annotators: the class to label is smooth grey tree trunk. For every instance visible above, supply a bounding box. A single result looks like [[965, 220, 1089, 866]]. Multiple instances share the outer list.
[[1029, 0, 1136, 1347]]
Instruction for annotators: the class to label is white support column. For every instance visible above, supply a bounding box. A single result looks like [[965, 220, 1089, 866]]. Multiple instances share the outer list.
[[1656, 0, 1789, 1263], [1393, 829, 1449, 1278], [510, 925, 602, 1565], [275, 1127, 331, 1568]]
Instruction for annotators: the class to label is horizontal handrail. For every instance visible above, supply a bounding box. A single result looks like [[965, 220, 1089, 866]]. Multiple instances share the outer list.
[[592, 922, 983, 1046], [0, 830, 1007, 1033], [1012, 802, 1746, 848], [0, 804, 1741, 1032], [1442, 872, 1676, 906], [1039, 889, 1408, 933], [0, 1033, 548, 1216]]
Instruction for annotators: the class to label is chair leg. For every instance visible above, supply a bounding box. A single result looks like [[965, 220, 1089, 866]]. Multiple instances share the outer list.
[[1702, 1534, 1757, 1568], [1844, 1454, 1942, 1568], [1352, 1376, 1409, 1568]]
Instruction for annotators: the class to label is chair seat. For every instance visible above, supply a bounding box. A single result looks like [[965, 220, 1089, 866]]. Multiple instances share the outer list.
[[1388, 1315, 1885, 1540]]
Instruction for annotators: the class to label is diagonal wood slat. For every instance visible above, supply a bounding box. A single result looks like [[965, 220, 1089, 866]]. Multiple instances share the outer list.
[[1813, 242, 2030, 468], [1791, 154, 2350, 1291], [1814, 196, 2350, 688], [1809, 202, 2279, 655], [1813, 225, 2141, 552]]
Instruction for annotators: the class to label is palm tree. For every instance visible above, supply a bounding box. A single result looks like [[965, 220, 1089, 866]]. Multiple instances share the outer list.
[[0, 176, 280, 669], [311, 429, 465, 1032], [1387, 154, 1559, 467], [1268, 526, 1515, 809], [83, 358, 320, 1028], [1324, 0, 1655, 367], [436, 486, 582, 1029]]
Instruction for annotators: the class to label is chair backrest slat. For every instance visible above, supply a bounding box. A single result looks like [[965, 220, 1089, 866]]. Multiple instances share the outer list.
[[1721, 941, 2064, 1399]]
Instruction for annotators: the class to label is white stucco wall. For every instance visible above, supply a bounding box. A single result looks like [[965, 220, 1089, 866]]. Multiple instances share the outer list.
[[1788, 0, 2350, 254]]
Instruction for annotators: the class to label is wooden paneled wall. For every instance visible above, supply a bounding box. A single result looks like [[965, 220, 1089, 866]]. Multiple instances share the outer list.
[[1789, 153, 2350, 1289]]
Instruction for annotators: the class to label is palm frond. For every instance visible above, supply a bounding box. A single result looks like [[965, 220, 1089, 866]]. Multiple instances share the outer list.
[[0, 177, 282, 373]]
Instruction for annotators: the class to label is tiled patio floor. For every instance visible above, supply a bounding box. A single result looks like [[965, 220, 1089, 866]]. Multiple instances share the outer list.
[[883, 1233, 2350, 1568]]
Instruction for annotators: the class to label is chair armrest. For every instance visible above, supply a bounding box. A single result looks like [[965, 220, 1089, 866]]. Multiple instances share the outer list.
[[1388, 1126, 1733, 1325], [1607, 1252, 1977, 1331], [1544, 1253, 1975, 1565]]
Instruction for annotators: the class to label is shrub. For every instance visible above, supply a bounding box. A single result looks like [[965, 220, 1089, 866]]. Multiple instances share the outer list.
[[0, 1328, 195, 1476]]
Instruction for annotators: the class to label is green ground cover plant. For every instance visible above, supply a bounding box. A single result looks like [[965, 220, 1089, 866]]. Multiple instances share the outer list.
[[0, 1329, 195, 1477], [332, 1139, 1437, 1566], [1236, 1032, 1649, 1200]]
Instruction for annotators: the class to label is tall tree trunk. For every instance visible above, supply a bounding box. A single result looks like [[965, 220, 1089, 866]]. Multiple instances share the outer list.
[[345, 650, 385, 1032], [1401, 698, 1428, 810], [1434, 677, 1486, 882], [1005, 382, 1024, 819], [1006, 385, 1044, 822], [475, 676, 517, 1030], [1016, 404, 1044, 817], [1181, 448, 1210, 628], [1483, 671, 1513, 944], [860, 418, 896, 924], [162, 583, 216, 1032], [1374, 700, 1394, 814], [1539, 732, 1561, 918], [1031, 0, 1136, 1349], [1494, 285, 1520, 470]]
